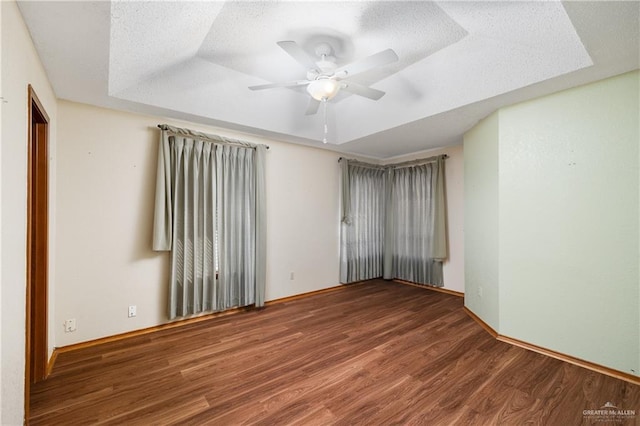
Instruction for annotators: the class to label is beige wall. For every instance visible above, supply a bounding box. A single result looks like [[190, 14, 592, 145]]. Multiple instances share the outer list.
[[384, 144, 465, 294], [55, 99, 466, 348], [5, 1, 637, 422], [55, 101, 342, 346], [1, 1, 58, 424], [464, 70, 639, 376]]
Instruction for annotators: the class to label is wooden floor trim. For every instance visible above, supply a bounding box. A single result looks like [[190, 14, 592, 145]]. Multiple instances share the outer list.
[[462, 306, 498, 338], [53, 307, 253, 355], [264, 282, 362, 305], [45, 350, 58, 378], [393, 279, 464, 298], [463, 306, 640, 386], [50, 281, 639, 388], [32, 280, 638, 425], [49, 283, 355, 365], [497, 335, 640, 386]]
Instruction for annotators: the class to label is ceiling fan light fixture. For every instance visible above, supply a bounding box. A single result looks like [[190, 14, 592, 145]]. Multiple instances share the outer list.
[[307, 78, 340, 101]]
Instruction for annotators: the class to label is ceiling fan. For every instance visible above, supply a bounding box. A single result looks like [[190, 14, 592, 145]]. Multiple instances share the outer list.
[[249, 41, 399, 115]]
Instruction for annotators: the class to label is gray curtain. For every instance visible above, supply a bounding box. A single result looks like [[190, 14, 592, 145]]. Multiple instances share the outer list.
[[153, 125, 266, 319], [340, 162, 387, 283], [389, 161, 444, 286], [340, 157, 447, 286]]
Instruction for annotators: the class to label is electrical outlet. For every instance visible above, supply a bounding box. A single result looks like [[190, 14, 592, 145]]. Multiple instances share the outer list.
[[478, 286, 483, 298], [289, 272, 295, 280], [128, 305, 137, 318], [64, 318, 76, 333]]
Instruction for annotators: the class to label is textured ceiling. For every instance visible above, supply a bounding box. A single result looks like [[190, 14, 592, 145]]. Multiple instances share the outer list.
[[17, 1, 640, 159]]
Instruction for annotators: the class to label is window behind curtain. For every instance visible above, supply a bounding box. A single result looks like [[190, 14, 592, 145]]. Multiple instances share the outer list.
[[340, 157, 446, 287], [390, 164, 443, 286], [340, 165, 386, 284], [153, 124, 267, 319]]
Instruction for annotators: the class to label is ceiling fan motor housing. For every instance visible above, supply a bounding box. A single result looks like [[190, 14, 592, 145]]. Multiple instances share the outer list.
[[307, 77, 340, 101]]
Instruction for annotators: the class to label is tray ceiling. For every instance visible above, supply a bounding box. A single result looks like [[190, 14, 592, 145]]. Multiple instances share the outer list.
[[17, 1, 640, 159]]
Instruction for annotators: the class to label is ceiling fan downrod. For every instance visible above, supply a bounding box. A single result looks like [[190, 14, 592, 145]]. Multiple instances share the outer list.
[[322, 98, 329, 144]]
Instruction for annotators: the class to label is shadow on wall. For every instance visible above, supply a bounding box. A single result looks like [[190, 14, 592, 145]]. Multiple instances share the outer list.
[[131, 128, 165, 262]]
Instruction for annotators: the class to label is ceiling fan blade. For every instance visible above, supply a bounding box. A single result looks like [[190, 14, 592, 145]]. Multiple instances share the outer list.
[[334, 48, 399, 78], [248, 80, 310, 91], [305, 98, 321, 115], [277, 41, 318, 71], [341, 81, 386, 100]]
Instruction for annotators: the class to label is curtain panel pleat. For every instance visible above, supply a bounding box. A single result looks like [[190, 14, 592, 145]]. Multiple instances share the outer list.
[[340, 164, 386, 283], [153, 128, 266, 319], [390, 164, 443, 286], [340, 157, 447, 287]]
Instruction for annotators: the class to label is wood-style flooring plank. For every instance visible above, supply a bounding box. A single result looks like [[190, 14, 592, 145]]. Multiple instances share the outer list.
[[30, 280, 639, 425]]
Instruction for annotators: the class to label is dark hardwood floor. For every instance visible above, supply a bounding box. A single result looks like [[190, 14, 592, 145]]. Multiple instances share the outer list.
[[30, 280, 639, 425]]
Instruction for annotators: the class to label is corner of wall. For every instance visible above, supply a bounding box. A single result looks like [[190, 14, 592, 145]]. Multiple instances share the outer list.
[[381, 144, 466, 294], [468, 71, 640, 377], [463, 110, 500, 331], [1, 1, 58, 423]]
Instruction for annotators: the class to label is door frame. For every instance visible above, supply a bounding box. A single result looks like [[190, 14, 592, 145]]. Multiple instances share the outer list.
[[25, 84, 50, 419]]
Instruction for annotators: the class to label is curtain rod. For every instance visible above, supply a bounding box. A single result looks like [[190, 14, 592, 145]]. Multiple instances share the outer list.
[[157, 124, 270, 150], [386, 154, 448, 168], [338, 154, 448, 168]]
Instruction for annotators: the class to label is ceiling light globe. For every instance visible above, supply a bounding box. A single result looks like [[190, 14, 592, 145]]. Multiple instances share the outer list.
[[307, 78, 340, 101]]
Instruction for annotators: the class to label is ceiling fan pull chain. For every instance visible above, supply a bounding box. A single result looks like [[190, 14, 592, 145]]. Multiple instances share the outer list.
[[322, 98, 328, 144]]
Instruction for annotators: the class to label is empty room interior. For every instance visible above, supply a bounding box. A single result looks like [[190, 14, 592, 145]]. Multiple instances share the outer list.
[[1, 1, 639, 424]]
